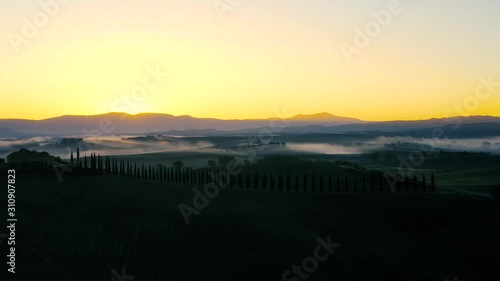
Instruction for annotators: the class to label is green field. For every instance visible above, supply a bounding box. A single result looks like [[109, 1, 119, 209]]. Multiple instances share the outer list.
[[3, 171, 499, 281]]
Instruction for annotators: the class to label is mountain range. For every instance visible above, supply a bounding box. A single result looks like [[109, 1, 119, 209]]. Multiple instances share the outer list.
[[1, 113, 499, 138]]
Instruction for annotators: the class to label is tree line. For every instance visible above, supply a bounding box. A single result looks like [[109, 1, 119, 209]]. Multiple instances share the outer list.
[[72, 153, 437, 193]]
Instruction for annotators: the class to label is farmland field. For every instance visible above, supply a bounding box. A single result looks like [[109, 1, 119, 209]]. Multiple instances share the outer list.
[[3, 171, 499, 281]]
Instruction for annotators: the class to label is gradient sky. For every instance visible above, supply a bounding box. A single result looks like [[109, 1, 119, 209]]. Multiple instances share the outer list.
[[1, 0, 499, 121]]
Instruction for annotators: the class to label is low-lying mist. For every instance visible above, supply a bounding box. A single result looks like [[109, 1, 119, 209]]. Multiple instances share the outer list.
[[1, 134, 499, 159], [0, 135, 215, 159]]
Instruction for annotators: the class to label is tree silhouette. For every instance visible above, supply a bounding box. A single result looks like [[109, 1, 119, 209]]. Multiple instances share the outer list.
[[371, 174, 374, 193], [217, 156, 236, 167], [246, 173, 251, 189], [344, 176, 348, 192], [422, 174, 427, 192], [173, 160, 184, 170], [431, 173, 436, 192], [320, 175, 324, 193], [311, 174, 315, 193], [76, 147, 80, 167], [70, 150, 74, 164]]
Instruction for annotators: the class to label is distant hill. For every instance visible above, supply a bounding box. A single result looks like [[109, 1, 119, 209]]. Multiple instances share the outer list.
[[0, 112, 365, 137], [287, 112, 364, 123], [0, 113, 499, 137]]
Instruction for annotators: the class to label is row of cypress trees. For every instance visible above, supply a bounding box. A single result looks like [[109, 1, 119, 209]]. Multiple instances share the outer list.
[[69, 147, 437, 192], [73, 153, 436, 192]]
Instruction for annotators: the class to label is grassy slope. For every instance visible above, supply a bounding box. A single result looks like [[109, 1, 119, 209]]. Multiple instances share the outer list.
[[2, 173, 500, 281]]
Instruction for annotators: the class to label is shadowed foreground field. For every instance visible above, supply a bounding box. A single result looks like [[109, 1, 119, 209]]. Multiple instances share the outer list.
[[2, 173, 500, 281]]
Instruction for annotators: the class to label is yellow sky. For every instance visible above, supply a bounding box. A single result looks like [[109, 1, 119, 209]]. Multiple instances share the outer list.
[[1, 0, 499, 121]]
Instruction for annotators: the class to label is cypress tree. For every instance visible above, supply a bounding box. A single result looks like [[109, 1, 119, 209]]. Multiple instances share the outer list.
[[431, 173, 436, 192], [422, 175, 427, 192], [413, 175, 418, 191], [254, 173, 258, 190], [246, 173, 250, 189], [84, 154, 87, 169], [311, 174, 315, 193], [70, 150, 74, 164], [160, 166, 163, 182], [100, 155, 103, 174], [76, 147, 80, 167]]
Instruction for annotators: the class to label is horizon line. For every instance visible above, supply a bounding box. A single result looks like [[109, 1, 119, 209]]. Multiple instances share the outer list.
[[1, 112, 500, 123]]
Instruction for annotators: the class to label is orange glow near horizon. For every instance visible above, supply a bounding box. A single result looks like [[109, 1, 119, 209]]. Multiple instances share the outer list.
[[1, 1, 499, 121]]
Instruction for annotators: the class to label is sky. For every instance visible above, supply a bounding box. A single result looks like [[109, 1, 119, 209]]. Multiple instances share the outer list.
[[0, 0, 499, 121]]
